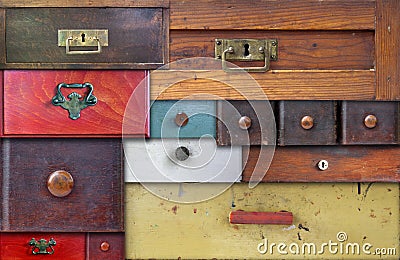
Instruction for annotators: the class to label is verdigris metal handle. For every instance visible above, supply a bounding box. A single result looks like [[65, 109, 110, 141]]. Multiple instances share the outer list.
[[29, 238, 56, 255], [52, 82, 97, 120]]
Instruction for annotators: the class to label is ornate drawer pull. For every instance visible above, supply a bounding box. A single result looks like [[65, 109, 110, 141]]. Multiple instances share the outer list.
[[52, 82, 97, 120], [29, 238, 56, 255]]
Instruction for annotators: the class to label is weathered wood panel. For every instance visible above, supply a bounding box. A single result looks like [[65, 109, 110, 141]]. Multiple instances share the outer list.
[[170, 0, 375, 30], [0, 0, 169, 8], [376, 0, 400, 100], [3, 139, 123, 232], [3, 8, 166, 69], [243, 146, 400, 182], [170, 30, 375, 70], [150, 70, 375, 100]]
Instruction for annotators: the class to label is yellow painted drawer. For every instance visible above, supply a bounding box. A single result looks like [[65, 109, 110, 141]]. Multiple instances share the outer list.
[[125, 183, 399, 259]]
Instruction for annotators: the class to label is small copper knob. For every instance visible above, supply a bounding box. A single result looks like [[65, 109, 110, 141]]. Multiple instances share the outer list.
[[47, 170, 74, 198], [300, 116, 314, 130], [238, 116, 252, 130], [100, 241, 110, 252], [175, 112, 189, 127], [364, 114, 377, 129]]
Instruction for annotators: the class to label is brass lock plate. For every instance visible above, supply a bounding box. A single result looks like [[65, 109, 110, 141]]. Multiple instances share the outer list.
[[215, 39, 278, 61], [58, 29, 109, 47]]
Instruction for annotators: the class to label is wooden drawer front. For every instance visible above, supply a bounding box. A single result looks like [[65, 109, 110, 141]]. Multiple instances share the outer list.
[[150, 100, 216, 138], [2, 139, 123, 232], [216, 100, 276, 145], [0, 233, 86, 259], [124, 139, 242, 182], [2, 8, 167, 69], [278, 101, 337, 145], [243, 146, 400, 182], [3, 70, 149, 137], [341, 101, 399, 145], [0, 232, 124, 260], [126, 183, 399, 259]]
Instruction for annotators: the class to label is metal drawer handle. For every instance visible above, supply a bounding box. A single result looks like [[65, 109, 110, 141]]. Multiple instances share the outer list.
[[66, 36, 101, 55], [215, 39, 278, 73], [29, 238, 56, 255], [52, 82, 97, 120]]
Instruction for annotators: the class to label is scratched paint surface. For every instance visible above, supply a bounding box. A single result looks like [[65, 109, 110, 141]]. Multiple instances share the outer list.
[[125, 183, 399, 259]]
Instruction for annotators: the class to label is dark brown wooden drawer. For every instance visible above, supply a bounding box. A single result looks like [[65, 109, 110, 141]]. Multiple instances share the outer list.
[[0, 7, 168, 69], [0, 232, 124, 259], [341, 101, 399, 145], [216, 100, 276, 145], [278, 101, 337, 145], [0, 139, 123, 232]]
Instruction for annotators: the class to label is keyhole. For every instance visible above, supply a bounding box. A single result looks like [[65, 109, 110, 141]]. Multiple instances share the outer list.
[[244, 43, 250, 56], [81, 33, 86, 42]]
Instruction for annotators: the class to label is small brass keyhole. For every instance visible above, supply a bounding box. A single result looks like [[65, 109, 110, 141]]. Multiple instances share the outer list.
[[244, 43, 250, 57], [81, 33, 86, 42]]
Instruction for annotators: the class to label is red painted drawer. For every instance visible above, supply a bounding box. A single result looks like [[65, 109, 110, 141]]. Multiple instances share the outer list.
[[3, 70, 149, 137], [0, 232, 124, 260]]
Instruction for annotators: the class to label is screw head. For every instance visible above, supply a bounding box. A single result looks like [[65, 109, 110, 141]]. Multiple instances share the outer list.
[[216, 40, 222, 45]]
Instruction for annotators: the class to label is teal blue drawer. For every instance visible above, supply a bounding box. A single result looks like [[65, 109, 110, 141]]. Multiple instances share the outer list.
[[150, 100, 216, 138]]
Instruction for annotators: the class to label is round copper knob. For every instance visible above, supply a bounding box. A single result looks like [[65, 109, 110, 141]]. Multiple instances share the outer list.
[[47, 170, 74, 198], [364, 114, 377, 129], [100, 241, 110, 252], [300, 116, 314, 130], [238, 116, 252, 130], [175, 112, 189, 127]]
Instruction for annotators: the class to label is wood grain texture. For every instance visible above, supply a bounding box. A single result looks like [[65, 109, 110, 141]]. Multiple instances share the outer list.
[[242, 146, 400, 182], [4, 8, 166, 69], [170, 0, 375, 30], [150, 70, 375, 100], [3, 70, 148, 137], [170, 31, 374, 70], [341, 101, 399, 145], [229, 211, 293, 225], [3, 139, 123, 232], [0, 233, 85, 259], [87, 233, 125, 260], [376, 0, 400, 100], [0, 0, 169, 7], [216, 100, 276, 145], [278, 101, 337, 145]]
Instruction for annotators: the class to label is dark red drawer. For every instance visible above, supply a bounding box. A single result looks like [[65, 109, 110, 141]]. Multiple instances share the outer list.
[[0, 232, 124, 260], [1, 139, 123, 232], [3, 70, 149, 137]]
